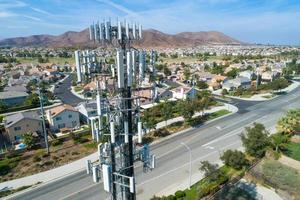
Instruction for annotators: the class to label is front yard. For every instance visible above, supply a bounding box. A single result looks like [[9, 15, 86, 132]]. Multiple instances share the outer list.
[[0, 131, 97, 183]]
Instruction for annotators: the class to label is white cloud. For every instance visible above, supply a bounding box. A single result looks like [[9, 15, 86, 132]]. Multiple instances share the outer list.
[[23, 15, 42, 21], [30, 7, 51, 15], [0, 11, 15, 17]]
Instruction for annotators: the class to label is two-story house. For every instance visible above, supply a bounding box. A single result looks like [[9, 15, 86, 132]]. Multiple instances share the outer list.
[[4, 111, 43, 143], [46, 104, 80, 132]]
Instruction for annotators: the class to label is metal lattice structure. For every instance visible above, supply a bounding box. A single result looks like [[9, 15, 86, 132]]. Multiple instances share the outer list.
[[76, 19, 157, 200]]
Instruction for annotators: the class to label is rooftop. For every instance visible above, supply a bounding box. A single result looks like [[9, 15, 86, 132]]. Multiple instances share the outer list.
[[0, 91, 28, 100]]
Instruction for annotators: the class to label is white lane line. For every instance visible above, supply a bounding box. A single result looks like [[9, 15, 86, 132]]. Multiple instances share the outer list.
[[59, 183, 100, 200], [137, 151, 217, 186], [202, 114, 268, 147]]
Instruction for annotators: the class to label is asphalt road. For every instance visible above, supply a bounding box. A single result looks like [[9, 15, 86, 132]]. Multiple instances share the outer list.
[[9, 83, 300, 200], [53, 75, 83, 107]]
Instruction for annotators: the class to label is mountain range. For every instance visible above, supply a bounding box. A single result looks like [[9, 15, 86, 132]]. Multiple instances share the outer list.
[[0, 29, 243, 48]]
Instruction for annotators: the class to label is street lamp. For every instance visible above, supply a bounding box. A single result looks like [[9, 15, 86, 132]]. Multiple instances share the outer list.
[[181, 142, 192, 189]]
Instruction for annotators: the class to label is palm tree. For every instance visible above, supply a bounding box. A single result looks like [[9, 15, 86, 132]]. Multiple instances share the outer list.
[[271, 133, 289, 153]]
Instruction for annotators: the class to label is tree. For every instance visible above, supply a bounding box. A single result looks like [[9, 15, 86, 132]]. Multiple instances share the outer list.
[[221, 89, 228, 97], [0, 100, 7, 110], [142, 110, 157, 132], [161, 102, 173, 126], [25, 93, 40, 106], [271, 133, 289, 153], [183, 68, 191, 80], [241, 123, 270, 158], [196, 81, 208, 89], [178, 100, 195, 124], [163, 67, 171, 76], [270, 78, 289, 92], [23, 132, 36, 149], [226, 68, 239, 79], [220, 150, 248, 170], [277, 108, 300, 135], [199, 161, 227, 182]]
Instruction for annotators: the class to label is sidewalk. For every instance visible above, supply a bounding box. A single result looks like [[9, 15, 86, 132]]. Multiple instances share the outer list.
[[155, 103, 237, 130], [213, 80, 300, 101], [237, 179, 282, 200]]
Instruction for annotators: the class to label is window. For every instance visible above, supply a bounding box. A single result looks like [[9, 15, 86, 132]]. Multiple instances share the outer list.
[[72, 121, 77, 127], [14, 126, 21, 131], [58, 123, 65, 129], [56, 117, 62, 121], [68, 114, 72, 118]]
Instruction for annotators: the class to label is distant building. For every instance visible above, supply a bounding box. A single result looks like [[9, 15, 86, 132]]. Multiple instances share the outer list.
[[0, 91, 28, 106], [239, 70, 256, 80], [156, 88, 173, 101], [4, 111, 42, 143], [222, 77, 251, 91], [46, 104, 80, 132]]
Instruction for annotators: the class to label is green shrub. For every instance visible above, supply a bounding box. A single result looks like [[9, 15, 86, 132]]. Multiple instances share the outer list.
[[0, 161, 11, 176], [35, 149, 48, 158], [51, 139, 63, 146], [74, 137, 89, 144], [153, 129, 170, 138], [175, 190, 185, 198], [220, 150, 248, 170], [166, 195, 176, 200], [33, 155, 41, 162]]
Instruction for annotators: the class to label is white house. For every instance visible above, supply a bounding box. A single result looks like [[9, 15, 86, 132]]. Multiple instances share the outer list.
[[222, 76, 251, 91], [171, 86, 197, 100], [46, 104, 80, 132]]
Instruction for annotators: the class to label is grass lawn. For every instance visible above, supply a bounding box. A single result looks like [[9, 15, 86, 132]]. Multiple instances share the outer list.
[[17, 57, 75, 65], [284, 142, 300, 161], [207, 109, 231, 120]]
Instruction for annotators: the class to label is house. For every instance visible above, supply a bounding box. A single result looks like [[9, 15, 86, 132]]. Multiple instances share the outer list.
[[76, 101, 99, 124], [156, 88, 173, 101], [46, 104, 80, 132], [171, 86, 197, 100], [208, 75, 228, 90], [239, 70, 256, 80], [4, 85, 27, 93], [222, 77, 251, 91], [4, 111, 43, 143], [261, 71, 280, 82], [0, 91, 28, 106]]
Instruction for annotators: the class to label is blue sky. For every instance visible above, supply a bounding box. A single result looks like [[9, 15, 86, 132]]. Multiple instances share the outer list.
[[0, 0, 300, 45]]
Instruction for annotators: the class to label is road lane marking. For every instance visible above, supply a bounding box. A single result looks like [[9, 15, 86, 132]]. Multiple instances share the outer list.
[[137, 151, 217, 186], [59, 183, 100, 200]]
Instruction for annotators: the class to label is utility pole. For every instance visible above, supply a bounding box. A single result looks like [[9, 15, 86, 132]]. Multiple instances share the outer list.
[[38, 88, 49, 154]]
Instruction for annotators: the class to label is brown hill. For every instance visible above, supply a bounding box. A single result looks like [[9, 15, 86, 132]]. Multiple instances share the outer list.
[[0, 28, 243, 48]]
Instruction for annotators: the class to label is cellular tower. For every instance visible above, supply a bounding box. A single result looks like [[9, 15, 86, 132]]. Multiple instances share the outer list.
[[79, 19, 157, 200]]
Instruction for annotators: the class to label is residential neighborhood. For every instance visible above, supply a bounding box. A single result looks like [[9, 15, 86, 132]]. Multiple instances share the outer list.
[[0, 2, 300, 199]]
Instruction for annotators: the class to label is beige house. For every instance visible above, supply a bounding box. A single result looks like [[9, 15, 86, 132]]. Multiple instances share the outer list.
[[46, 104, 80, 132], [4, 112, 43, 143]]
